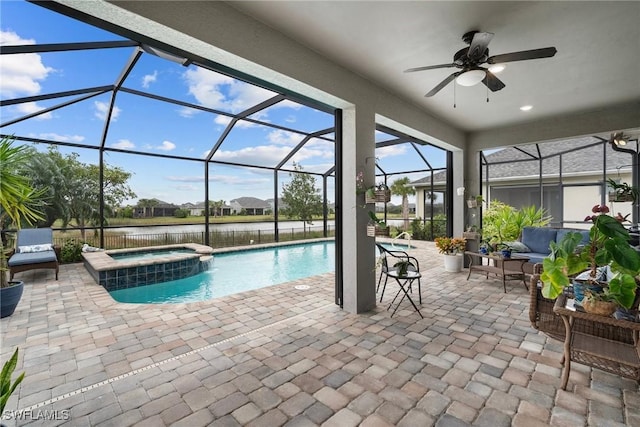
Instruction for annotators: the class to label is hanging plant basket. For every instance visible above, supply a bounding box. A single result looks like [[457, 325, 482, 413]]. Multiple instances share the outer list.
[[608, 191, 635, 203], [367, 225, 390, 237], [365, 188, 391, 204]]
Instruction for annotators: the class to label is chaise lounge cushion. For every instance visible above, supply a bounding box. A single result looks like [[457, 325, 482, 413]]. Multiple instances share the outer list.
[[8, 250, 57, 266]]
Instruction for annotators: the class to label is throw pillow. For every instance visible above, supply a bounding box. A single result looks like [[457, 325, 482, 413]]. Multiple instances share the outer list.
[[18, 243, 53, 253]]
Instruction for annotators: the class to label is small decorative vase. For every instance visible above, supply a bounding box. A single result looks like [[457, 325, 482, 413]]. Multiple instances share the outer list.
[[501, 249, 512, 259], [583, 298, 617, 316]]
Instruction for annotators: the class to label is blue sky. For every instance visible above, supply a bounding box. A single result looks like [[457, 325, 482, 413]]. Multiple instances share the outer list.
[[0, 0, 446, 207]]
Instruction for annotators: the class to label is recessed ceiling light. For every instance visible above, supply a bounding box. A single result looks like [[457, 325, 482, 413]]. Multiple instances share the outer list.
[[489, 64, 505, 73], [520, 105, 533, 111]]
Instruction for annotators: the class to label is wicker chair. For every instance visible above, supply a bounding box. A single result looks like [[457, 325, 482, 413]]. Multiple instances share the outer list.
[[8, 228, 60, 280]]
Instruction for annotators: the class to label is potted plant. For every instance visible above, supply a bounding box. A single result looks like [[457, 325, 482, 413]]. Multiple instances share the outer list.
[[496, 242, 512, 259], [0, 136, 45, 318], [541, 204, 640, 315], [435, 236, 467, 272], [365, 183, 391, 204], [367, 211, 389, 237], [394, 260, 411, 277], [607, 178, 638, 203], [0, 348, 25, 416]]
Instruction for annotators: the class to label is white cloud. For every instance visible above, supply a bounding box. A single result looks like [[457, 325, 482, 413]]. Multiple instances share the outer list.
[[376, 145, 407, 158], [111, 139, 135, 149], [0, 31, 54, 98], [212, 145, 293, 166], [183, 67, 276, 113], [157, 140, 176, 151], [166, 174, 269, 186], [214, 114, 255, 129], [94, 101, 121, 121], [267, 129, 304, 146], [141, 70, 158, 88], [15, 102, 52, 120], [178, 107, 200, 118], [38, 133, 85, 143]]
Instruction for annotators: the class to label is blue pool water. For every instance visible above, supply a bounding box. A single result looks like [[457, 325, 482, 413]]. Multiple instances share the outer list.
[[108, 241, 411, 304]]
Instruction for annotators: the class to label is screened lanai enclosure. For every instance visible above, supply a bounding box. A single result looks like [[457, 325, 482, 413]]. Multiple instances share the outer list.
[[0, 1, 451, 250], [479, 135, 640, 230]]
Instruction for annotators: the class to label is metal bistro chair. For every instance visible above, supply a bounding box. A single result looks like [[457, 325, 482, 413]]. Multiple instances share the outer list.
[[375, 243, 421, 303]]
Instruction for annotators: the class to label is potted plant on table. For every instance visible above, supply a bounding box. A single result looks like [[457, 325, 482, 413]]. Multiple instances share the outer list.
[[0, 136, 46, 318], [435, 236, 467, 272], [540, 204, 640, 316]]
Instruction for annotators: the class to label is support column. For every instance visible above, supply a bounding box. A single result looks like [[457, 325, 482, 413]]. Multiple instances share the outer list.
[[341, 105, 376, 314]]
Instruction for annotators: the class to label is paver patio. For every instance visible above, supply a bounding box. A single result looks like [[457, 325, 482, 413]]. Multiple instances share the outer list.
[[1, 240, 638, 426]]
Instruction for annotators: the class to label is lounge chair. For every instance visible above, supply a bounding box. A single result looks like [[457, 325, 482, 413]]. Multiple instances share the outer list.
[[8, 228, 59, 280]]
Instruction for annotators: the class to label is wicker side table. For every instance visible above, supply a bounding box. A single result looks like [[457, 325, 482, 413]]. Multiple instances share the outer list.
[[553, 294, 640, 390]]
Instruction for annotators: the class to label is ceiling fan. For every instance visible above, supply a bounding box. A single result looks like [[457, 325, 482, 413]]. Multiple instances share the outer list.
[[405, 30, 557, 97]]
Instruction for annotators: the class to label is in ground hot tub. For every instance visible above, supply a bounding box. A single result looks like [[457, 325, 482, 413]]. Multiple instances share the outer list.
[[83, 243, 214, 292]]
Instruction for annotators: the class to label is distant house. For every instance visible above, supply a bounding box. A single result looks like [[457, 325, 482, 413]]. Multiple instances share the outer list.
[[265, 198, 288, 213], [134, 199, 180, 217], [229, 197, 271, 215], [182, 202, 232, 217]]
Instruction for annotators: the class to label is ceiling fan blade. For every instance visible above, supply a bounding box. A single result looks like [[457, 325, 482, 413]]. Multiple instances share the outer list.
[[405, 63, 457, 73], [487, 47, 557, 64], [425, 72, 460, 97], [482, 71, 505, 92], [467, 32, 494, 61]]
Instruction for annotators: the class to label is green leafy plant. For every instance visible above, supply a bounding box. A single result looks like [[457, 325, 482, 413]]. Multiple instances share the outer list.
[[0, 136, 46, 288], [434, 237, 466, 255], [368, 211, 386, 228], [0, 348, 25, 414], [394, 260, 410, 276], [541, 204, 640, 309], [607, 178, 638, 203], [482, 202, 551, 245], [61, 239, 83, 263]]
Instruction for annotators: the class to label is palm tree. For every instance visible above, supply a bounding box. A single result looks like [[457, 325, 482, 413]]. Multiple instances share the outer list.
[[0, 136, 45, 287], [391, 177, 416, 230]]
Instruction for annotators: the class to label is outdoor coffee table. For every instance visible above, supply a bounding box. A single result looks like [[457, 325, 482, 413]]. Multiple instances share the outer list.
[[385, 270, 423, 318], [465, 251, 529, 293]]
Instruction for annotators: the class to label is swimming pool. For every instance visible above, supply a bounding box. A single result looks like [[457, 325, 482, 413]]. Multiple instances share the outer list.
[[106, 241, 412, 304], [109, 241, 336, 303]]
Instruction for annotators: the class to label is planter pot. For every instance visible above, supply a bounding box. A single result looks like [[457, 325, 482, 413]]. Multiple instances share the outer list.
[[608, 191, 635, 203], [443, 254, 463, 273], [365, 189, 391, 204], [500, 249, 512, 259], [583, 298, 617, 316], [1, 281, 24, 318], [367, 225, 390, 237], [466, 199, 478, 208]]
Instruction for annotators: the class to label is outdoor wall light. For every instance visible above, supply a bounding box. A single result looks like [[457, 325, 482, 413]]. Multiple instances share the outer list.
[[456, 69, 486, 87]]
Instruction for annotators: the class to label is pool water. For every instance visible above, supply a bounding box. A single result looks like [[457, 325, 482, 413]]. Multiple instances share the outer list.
[[108, 241, 411, 304], [109, 241, 335, 303]]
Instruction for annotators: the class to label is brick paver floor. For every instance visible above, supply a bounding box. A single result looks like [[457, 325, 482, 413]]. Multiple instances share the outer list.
[[1, 239, 638, 426]]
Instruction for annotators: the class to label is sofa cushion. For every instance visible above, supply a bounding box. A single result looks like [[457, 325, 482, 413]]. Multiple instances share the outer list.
[[525, 253, 548, 265], [505, 241, 531, 253], [555, 228, 590, 246], [521, 227, 558, 254], [8, 251, 57, 266]]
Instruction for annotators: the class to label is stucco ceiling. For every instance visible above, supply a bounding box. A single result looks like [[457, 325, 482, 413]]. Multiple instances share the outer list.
[[228, 1, 640, 134]]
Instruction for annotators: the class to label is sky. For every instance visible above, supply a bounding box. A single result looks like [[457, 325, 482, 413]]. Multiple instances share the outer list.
[[0, 0, 447, 207]]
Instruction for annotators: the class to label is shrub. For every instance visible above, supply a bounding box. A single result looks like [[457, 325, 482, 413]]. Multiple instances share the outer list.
[[174, 209, 189, 218], [60, 239, 83, 263]]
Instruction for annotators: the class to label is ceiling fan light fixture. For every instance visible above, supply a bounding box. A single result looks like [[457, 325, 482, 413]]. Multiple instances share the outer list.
[[488, 64, 505, 73], [520, 105, 533, 111], [456, 69, 486, 86]]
